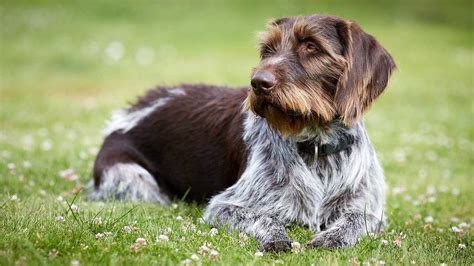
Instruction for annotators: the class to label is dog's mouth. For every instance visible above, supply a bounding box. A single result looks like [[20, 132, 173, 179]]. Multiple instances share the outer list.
[[253, 99, 303, 118], [245, 91, 332, 136]]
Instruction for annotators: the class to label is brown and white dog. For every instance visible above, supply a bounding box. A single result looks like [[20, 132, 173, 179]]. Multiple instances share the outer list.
[[90, 15, 396, 252]]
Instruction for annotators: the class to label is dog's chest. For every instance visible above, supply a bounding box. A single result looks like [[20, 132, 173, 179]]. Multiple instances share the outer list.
[[276, 151, 346, 228]]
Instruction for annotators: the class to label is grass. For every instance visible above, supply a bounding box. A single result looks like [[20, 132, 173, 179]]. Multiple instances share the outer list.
[[0, 0, 473, 265]]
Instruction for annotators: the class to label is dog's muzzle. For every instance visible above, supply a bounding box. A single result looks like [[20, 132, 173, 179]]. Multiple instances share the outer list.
[[251, 70, 276, 95]]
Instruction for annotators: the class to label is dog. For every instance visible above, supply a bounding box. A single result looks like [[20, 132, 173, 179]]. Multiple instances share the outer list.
[[89, 14, 396, 252]]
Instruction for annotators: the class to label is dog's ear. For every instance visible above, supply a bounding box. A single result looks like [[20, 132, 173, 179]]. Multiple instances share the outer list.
[[335, 20, 396, 127]]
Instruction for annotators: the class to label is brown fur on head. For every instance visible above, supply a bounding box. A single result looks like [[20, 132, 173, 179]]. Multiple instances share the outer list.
[[244, 15, 396, 136]]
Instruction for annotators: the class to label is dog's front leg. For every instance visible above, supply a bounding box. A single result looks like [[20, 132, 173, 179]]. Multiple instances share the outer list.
[[307, 212, 381, 249], [204, 203, 292, 252]]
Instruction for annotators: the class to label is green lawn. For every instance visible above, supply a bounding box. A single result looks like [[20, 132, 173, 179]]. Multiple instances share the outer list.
[[1, 0, 473, 265]]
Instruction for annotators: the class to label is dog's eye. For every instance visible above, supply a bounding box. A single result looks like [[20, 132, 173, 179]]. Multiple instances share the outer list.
[[305, 41, 317, 53]]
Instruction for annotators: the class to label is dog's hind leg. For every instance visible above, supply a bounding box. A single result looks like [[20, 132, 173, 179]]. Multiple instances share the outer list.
[[89, 133, 170, 205]]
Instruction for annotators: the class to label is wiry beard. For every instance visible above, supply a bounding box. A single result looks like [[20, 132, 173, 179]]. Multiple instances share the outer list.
[[244, 84, 336, 137]]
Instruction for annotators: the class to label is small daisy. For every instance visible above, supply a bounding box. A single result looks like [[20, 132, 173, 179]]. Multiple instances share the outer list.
[[130, 243, 139, 253], [7, 163, 16, 171], [70, 204, 79, 212], [22, 161, 32, 168], [176, 215, 183, 221], [70, 260, 80, 266], [95, 233, 105, 239], [135, 237, 147, 246], [209, 228, 218, 237], [156, 234, 169, 242], [123, 225, 134, 234], [48, 249, 58, 260], [180, 259, 191, 265], [458, 243, 466, 249], [451, 226, 462, 234], [55, 215, 65, 223], [381, 239, 388, 245], [198, 243, 211, 255], [10, 194, 18, 201], [190, 254, 199, 261], [394, 238, 402, 247], [59, 169, 79, 181], [424, 216, 434, 223], [459, 222, 470, 229], [209, 249, 220, 261], [93, 217, 102, 226], [254, 251, 264, 257], [291, 241, 303, 254]]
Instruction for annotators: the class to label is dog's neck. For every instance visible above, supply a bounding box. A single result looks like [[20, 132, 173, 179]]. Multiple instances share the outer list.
[[293, 120, 359, 158]]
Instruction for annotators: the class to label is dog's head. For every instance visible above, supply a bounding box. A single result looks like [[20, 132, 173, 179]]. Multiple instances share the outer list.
[[244, 15, 396, 136]]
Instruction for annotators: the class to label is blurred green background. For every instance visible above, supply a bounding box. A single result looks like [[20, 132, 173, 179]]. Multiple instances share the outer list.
[[0, 0, 472, 264]]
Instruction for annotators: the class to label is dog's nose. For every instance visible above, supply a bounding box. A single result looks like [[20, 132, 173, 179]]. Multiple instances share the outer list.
[[251, 71, 276, 94]]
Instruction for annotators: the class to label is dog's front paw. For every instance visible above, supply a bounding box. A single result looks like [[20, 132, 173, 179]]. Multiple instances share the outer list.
[[260, 239, 292, 252], [307, 231, 356, 249]]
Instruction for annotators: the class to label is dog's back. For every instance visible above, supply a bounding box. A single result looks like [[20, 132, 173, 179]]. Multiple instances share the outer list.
[[91, 85, 248, 202]]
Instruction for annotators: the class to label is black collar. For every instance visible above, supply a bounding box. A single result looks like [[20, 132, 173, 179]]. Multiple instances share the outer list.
[[296, 133, 355, 158]]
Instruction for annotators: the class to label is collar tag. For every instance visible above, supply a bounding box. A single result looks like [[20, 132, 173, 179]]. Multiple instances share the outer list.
[[314, 145, 319, 158]]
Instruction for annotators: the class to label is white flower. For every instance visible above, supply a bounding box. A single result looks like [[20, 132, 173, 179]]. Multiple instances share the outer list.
[[123, 225, 134, 234], [176, 215, 183, 221], [254, 251, 264, 257], [135, 238, 147, 246], [392, 185, 405, 195], [70, 260, 80, 266], [135, 46, 155, 66], [59, 169, 79, 181], [381, 239, 388, 245], [440, 263, 447, 266], [171, 203, 178, 209], [197, 218, 205, 224], [394, 238, 402, 247], [22, 161, 32, 168], [10, 194, 18, 201], [104, 41, 125, 62], [209, 228, 218, 237], [424, 216, 434, 223], [198, 243, 211, 255], [459, 222, 470, 228], [93, 217, 102, 225], [451, 226, 462, 233], [190, 254, 199, 261], [95, 233, 105, 239], [291, 241, 302, 253], [41, 140, 53, 151], [411, 260, 416, 264], [48, 249, 58, 260], [426, 186, 436, 195], [209, 249, 220, 261], [56, 196, 64, 202], [70, 204, 79, 212], [156, 234, 169, 242], [55, 215, 65, 222], [130, 243, 140, 253], [180, 259, 191, 265], [377, 260, 385, 266], [7, 163, 16, 171], [451, 217, 460, 222], [451, 188, 460, 196], [458, 243, 466, 249]]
